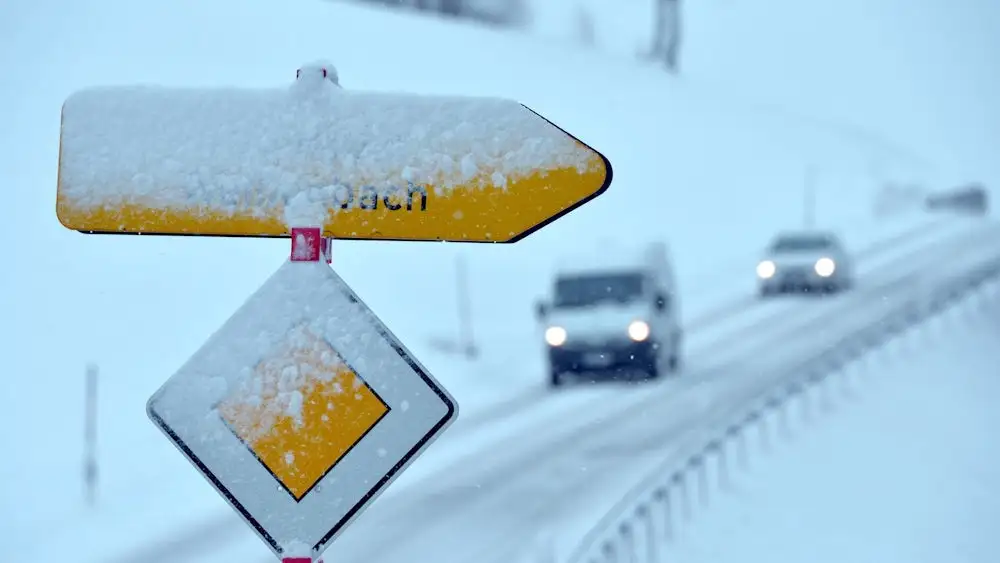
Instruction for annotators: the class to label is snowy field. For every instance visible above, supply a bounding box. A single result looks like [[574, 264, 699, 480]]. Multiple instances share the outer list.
[[1, 0, 998, 560], [527, 0, 1000, 197], [669, 279, 1000, 563]]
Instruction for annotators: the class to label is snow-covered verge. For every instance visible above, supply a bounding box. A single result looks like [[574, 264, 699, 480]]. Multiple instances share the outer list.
[[562, 258, 1000, 563], [669, 279, 1000, 563]]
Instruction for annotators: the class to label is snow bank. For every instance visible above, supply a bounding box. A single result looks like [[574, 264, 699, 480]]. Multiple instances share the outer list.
[[670, 280, 1000, 563]]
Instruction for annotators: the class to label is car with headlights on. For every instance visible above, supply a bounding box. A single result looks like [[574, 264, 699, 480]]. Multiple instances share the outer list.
[[755, 230, 855, 296], [534, 242, 683, 387]]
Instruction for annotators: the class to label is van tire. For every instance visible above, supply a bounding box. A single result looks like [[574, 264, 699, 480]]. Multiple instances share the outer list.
[[668, 332, 682, 373], [644, 363, 660, 381], [549, 370, 565, 388]]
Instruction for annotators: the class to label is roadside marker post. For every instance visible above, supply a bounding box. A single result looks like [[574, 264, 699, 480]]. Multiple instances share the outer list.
[[56, 61, 613, 562]]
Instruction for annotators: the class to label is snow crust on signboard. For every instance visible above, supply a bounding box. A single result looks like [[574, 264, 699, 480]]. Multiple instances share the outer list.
[[58, 72, 599, 220], [220, 323, 352, 442]]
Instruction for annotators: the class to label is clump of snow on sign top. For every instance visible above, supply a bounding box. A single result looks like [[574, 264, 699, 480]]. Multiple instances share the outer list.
[[283, 61, 345, 227], [216, 323, 352, 443], [285, 191, 329, 231], [57, 60, 601, 220], [296, 60, 341, 88]]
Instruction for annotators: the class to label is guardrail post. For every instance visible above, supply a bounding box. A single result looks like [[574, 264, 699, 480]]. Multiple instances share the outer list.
[[691, 453, 708, 508], [817, 371, 834, 415], [83, 363, 99, 507], [798, 381, 812, 426], [673, 471, 690, 523], [757, 406, 771, 453], [602, 540, 617, 563], [729, 424, 750, 470], [707, 438, 727, 492], [619, 522, 636, 563], [978, 281, 1000, 324], [653, 487, 672, 543], [776, 393, 791, 441], [727, 422, 746, 471], [636, 503, 658, 563]]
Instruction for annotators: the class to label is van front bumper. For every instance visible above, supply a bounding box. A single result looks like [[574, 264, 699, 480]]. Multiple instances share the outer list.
[[549, 340, 658, 374], [760, 268, 845, 294]]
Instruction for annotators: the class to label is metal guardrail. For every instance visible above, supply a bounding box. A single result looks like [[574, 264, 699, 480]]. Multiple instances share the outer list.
[[562, 253, 1000, 563], [926, 183, 989, 216]]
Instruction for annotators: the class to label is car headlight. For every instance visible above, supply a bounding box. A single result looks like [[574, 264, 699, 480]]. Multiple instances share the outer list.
[[814, 257, 836, 277], [756, 260, 776, 279], [544, 326, 567, 346], [627, 320, 650, 342]]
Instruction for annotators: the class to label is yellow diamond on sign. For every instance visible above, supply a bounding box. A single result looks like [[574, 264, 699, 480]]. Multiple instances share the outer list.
[[217, 324, 389, 501]]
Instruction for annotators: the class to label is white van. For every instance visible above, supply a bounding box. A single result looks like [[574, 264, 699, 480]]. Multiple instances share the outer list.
[[535, 242, 683, 387]]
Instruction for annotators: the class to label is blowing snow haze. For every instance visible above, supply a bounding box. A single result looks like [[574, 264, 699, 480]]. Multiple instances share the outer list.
[[1, 0, 999, 562]]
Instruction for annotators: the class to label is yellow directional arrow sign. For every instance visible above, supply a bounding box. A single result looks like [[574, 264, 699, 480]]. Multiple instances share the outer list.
[[56, 79, 611, 242]]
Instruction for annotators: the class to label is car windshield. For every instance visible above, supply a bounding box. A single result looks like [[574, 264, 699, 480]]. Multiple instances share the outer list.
[[771, 235, 836, 253], [553, 272, 645, 308]]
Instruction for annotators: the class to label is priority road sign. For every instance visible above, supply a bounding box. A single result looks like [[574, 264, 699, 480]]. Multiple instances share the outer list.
[[56, 67, 612, 243], [146, 251, 457, 560]]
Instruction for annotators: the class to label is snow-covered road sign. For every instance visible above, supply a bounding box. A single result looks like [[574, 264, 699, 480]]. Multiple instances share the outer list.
[[60, 61, 611, 563], [146, 257, 457, 560], [56, 67, 612, 242]]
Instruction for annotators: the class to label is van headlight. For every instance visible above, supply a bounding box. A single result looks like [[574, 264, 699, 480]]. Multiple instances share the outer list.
[[814, 257, 836, 277], [545, 326, 567, 346], [627, 320, 650, 342], [756, 260, 776, 279]]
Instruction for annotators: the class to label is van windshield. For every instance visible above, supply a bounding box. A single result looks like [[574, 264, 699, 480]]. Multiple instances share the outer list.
[[771, 235, 835, 253], [553, 272, 645, 309]]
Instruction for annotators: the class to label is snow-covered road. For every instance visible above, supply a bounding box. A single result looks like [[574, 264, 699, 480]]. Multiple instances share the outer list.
[[82, 217, 1000, 563]]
